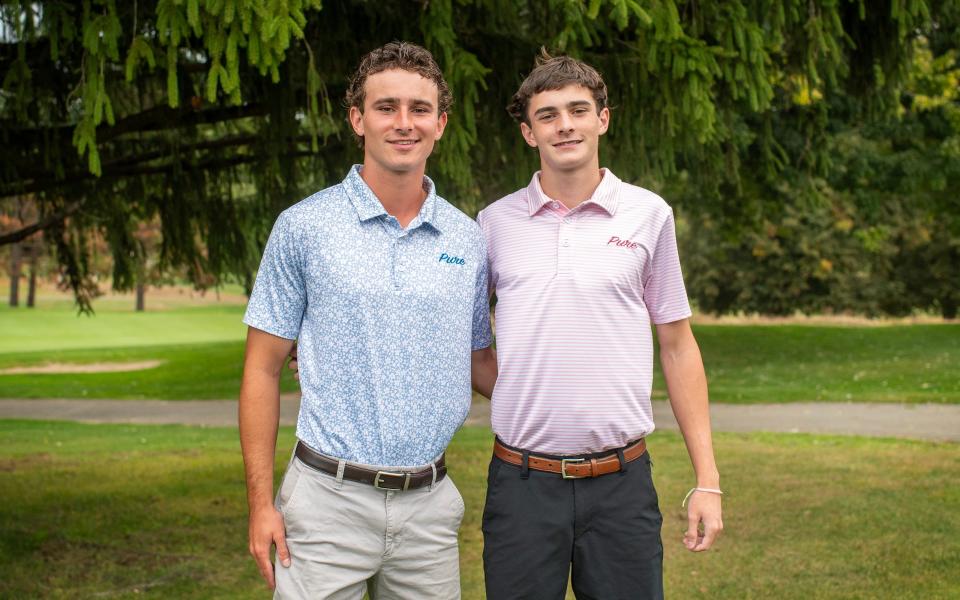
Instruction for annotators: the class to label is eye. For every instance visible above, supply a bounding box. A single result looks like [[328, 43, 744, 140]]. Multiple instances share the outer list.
[[538, 113, 556, 122]]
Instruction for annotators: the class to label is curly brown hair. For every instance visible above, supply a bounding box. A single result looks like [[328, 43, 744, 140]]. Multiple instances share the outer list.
[[507, 50, 608, 125], [345, 42, 452, 146]]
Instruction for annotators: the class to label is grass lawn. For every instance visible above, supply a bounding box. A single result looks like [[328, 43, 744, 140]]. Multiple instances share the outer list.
[[0, 341, 300, 399], [1, 420, 957, 599], [0, 304, 295, 399], [692, 324, 959, 404], [1, 301, 956, 402], [0, 303, 247, 353]]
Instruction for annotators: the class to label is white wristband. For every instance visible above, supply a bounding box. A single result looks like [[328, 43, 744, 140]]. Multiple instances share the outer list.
[[682, 487, 724, 508]]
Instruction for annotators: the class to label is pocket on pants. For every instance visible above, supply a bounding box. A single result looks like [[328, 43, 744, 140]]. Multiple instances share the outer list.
[[275, 457, 304, 517], [444, 476, 466, 526]]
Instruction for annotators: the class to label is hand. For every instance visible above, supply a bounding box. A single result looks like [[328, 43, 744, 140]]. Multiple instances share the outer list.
[[287, 342, 299, 381], [683, 490, 723, 552], [248, 505, 291, 589]]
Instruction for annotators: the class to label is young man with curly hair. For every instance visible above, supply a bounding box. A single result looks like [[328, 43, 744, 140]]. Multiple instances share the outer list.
[[240, 41, 495, 599]]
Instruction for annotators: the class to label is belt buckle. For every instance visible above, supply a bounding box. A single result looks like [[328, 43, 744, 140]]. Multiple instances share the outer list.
[[374, 470, 411, 491], [561, 458, 585, 479]]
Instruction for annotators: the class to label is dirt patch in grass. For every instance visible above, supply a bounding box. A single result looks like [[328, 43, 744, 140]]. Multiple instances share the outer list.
[[0, 453, 52, 472], [0, 360, 164, 375]]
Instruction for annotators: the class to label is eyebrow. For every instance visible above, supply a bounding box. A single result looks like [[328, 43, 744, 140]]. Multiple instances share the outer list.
[[371, 97, 436, 110], [533, 99, 593, 116]]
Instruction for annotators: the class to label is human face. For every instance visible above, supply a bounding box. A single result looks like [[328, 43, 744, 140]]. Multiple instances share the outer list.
[[520, 85, 609, 175], [349, 68, 447, 176]]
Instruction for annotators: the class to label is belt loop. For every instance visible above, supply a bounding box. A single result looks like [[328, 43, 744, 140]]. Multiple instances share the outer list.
[[429, 462, 438, 491], [616, 448, 628, 476], [334, 459, 346, 489], [520, 450, 530, 479]]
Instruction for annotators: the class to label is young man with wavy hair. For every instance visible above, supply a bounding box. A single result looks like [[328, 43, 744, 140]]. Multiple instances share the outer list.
[[476, 53, 723, 599], [240, 41, 495, 599]]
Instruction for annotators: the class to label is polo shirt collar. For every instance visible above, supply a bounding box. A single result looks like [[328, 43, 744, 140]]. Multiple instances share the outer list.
[[526, 168, 621, 216], [343, 164, 442, 232]]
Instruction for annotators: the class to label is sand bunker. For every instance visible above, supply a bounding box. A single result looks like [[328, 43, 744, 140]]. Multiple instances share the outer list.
[[0, 360, 164, 375]]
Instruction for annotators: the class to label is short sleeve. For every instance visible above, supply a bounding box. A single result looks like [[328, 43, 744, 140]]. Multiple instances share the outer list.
[[471, 235, 493, 350], [643, 209, 693, 324], [243, 211, 307, 339]]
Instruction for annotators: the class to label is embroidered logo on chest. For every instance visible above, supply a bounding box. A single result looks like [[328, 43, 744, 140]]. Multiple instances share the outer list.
[[439, 252, 466, 265], [607, 236, 640, 250]]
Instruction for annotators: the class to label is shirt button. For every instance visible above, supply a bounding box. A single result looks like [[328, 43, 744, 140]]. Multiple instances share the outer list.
[[562, 239, 570, 247], [551, 201, 559, 208], [563, 218, 572, 224]]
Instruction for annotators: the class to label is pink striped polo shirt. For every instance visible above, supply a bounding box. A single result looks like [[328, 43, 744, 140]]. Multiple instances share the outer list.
[[477, 169, 692, 455]]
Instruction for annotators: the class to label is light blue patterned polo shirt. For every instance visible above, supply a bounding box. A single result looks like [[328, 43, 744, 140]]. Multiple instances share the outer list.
[[244, 165, 492, 467]]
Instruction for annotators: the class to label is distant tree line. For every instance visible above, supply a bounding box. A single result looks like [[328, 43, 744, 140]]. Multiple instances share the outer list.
[[679, 27, 960, 318], [1, 1, 956, 316]]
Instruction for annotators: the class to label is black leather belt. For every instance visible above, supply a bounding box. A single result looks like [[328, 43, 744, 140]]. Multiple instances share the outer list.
[[294, 441, 447, 491]]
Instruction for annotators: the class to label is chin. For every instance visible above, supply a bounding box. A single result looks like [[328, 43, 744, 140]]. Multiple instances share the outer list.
[[386, 160, 421, 174], [548, 158, 588, 172]]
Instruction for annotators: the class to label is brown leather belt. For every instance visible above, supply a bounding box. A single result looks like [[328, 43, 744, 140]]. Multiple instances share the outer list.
[[493, 438, 646, 479], [295, 441, 447, 491]]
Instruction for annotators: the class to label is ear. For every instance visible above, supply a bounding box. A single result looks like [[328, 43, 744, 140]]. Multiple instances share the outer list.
[[349, 106, 364, 137], [598, 106, 610, 136], [434, 111, 448, 140], [520, 122, 538, 148]]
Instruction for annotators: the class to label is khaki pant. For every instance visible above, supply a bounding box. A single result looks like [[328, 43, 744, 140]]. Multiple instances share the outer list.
[[274, 454, 464, 600]]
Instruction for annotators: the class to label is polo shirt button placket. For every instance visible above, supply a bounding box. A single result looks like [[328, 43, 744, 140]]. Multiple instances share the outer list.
[[392, 237, 403, 291], [558, 217, 573, 276]]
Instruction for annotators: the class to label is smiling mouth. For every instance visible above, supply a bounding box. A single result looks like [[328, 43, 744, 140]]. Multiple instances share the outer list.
[[553, 140, 582, 148], [389, 140, 419, 146]]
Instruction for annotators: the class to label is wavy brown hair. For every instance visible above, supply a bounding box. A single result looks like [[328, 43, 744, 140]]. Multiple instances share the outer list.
[[345, 41, 452, 146], [507, 50, 608, 125]]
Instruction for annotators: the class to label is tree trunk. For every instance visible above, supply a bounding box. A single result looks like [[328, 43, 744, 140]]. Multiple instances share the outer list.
[[136, 282, 146, 312], [8, 242, 21, 307], [26, 243, 37, 308], [942, 297, 957, 320]]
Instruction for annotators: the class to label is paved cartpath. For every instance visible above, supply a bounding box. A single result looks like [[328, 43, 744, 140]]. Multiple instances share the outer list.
[[0, 396, 958, 442]]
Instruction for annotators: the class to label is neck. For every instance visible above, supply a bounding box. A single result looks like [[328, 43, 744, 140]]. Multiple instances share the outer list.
[[538, 162, 603, 209], [359, 162, 427, 228]]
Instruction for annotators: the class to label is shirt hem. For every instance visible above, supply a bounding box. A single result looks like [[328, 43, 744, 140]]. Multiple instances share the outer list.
[[242, 316, 299, 341], [650, 309, 693, 326]]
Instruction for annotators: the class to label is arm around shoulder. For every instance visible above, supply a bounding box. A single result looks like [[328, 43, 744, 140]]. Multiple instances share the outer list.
[[471, 345, 497, 399]]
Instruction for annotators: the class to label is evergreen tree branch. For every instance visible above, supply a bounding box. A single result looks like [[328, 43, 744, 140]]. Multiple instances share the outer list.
[[0, 201, 83, 246], [0, 148, 321, 199], [2, 103, 271, 146]]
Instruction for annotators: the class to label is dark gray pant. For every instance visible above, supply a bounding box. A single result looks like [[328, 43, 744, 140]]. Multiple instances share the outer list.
[[482, 446, 664, 600]]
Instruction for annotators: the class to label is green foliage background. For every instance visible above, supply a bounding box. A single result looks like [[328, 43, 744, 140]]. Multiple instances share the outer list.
[[1, 0, 957, 315]]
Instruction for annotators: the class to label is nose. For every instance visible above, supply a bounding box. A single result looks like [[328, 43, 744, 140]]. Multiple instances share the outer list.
[[557, 111, 574, 133], [394, 108, 413, 132]]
